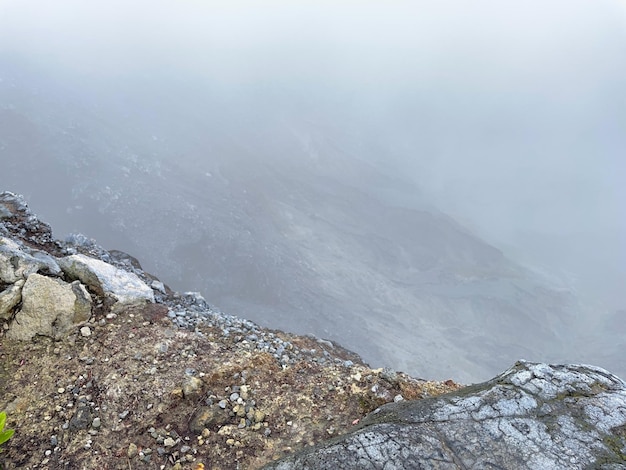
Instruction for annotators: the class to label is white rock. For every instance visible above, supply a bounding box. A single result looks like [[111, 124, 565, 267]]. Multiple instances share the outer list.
[[150, 280, 166, 294], [58, 254, 154, 312]]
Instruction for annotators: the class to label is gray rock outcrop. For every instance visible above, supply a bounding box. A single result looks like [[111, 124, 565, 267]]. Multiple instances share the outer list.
[[58, 254, 154, 312], [265, 361, 626, 469], [0, 236, 61, 283], [7, 273, 92, 340], [0, 233, 65, 323]]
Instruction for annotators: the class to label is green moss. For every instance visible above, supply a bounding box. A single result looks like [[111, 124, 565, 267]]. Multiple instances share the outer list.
[[596, 433, 626, 466]]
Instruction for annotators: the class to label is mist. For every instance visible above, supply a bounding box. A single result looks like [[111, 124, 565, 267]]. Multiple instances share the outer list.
[[1, 0, 624, 381]]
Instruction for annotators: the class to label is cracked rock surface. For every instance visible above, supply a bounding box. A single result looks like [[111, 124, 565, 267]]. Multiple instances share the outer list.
[[265, 361, 626, 469]]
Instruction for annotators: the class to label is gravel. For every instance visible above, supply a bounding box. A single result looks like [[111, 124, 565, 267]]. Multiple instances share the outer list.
[[160, 291, 336, 370]]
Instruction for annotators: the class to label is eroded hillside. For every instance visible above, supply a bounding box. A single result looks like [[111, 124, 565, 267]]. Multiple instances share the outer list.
[[0, 192, 459, 469]]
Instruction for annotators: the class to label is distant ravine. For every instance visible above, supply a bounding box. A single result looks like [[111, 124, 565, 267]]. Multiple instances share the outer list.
[[0, 57, 621, 382]]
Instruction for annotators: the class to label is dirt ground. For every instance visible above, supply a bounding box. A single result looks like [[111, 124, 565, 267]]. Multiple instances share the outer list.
[[0, 301, 461, 470]]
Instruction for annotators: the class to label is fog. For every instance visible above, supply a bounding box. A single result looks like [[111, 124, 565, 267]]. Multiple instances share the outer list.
[[1, 0, 624, 381]]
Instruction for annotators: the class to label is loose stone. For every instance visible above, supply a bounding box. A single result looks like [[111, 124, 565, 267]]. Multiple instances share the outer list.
[[128, 443, 138, 459]]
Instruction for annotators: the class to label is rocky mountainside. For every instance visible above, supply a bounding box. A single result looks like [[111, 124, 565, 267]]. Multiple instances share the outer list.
[[1, 192, 626, 470], [0, 191, 460, 469], [0, 57, 603, 383]]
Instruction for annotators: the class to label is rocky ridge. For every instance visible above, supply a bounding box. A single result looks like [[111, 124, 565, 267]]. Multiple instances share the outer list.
[[1, 191, 625, 470]]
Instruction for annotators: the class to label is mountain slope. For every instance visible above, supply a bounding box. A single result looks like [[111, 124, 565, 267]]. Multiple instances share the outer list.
[[0, 57, 590, 382]]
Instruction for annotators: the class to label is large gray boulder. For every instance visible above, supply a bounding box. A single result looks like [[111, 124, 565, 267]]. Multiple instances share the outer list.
[[265, 361, 626, 469], [6, 273, 92, 340], [58, 254, 154, 312], [0, 236, 61, 283]]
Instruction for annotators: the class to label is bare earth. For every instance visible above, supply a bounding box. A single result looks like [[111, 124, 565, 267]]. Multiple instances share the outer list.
[[0, 296, 460, 470]]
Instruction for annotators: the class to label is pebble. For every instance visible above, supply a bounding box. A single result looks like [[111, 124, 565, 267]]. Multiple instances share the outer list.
[[254, 410, 266, 423], [80, 326, 91, 337], [183, 376, 204, 399], [128, 443, 138, 458], [91, 417, 101, 429], [163, 437, 176, 447]]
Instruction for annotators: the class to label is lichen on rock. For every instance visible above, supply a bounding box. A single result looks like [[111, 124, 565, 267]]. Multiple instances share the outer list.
[[264, 361, 626, 469]]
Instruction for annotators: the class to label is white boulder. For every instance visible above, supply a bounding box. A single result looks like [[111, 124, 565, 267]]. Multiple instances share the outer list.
[[58, 254, 154, 311]]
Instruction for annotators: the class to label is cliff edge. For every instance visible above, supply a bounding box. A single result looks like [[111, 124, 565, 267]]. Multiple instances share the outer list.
[[1, 191, 624, 470]]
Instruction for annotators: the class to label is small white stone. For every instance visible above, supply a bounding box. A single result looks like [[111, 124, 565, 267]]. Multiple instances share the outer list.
[[80, 326, 91, 337]]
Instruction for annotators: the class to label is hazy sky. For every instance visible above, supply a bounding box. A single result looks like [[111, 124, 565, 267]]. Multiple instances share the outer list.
[[1, 0, 625, 309]]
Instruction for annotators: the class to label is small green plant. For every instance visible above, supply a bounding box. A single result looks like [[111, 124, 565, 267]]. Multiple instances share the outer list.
[[0, 411, 14, 452]]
